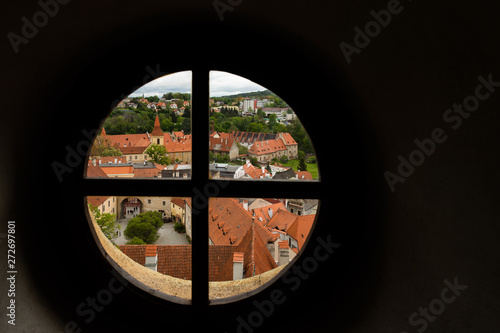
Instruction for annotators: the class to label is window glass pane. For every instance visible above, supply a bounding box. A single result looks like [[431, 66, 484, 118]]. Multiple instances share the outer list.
[[208, 197, 319, 301], [209, 71, 319, 181], [86, 196, 192, 303], [85, 71, 192, 179]]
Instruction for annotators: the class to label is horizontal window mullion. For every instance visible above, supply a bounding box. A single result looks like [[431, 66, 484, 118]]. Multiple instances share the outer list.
[[81, 179, 197, 197]]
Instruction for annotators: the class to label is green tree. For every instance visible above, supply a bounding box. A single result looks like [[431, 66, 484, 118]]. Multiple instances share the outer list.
[[298, 151, 308, 171], [267, 114, 277, 130], [236, 142, 248, 155], [144, 144, 170, 165], [88, 203, 121, 241], [90, 135, 123, 157], [126, 236, 146, 245], [249, 156, 260, 167], [123, 211, 163, 244]]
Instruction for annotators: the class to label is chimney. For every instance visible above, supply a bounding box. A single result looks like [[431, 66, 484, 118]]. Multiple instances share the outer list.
[[92, 158, 96, 166], [268, 208, 273, 219], [114, 158, 117, 163], [233, 252, 244, 280], [278, 241, 289, 266], [261, 166, 265, 174], [144, 245, 158, 272], [243, 200, 248, 211]]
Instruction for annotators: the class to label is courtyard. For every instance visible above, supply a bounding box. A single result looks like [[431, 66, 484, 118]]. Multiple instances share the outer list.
[[112, 216, 190, 246]]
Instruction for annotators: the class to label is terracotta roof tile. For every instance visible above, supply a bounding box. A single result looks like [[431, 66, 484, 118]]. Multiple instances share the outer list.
[[86, 164, 109, 178], [87, 196, 111, 207], [286, 214, 316, 250], [145, 245, 157, 257], [267, 208, 297, 231]]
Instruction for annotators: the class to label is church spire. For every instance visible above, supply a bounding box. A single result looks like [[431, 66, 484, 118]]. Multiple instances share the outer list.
[[150, 114, 163, 138]]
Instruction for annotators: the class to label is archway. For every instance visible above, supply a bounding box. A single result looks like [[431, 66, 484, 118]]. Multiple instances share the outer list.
[[120, 197, 143, 219]]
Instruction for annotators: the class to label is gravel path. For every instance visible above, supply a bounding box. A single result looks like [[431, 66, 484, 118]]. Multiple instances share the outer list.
[[112, 218, 189, 246]]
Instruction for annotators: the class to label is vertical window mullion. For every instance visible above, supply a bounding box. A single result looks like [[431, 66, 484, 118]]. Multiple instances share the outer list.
[[191, 67, 210, 308]]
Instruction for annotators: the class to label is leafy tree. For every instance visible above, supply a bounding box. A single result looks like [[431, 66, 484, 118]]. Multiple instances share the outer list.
[[267, 114, 277, 130], [298, 151, 308, 171], [126, 236, 146, 245], [88, 203, 121, 241], [144, 144, 170, 165], [249, 156, 260, 167], [181, 117, 191, 134], [236, 142, 248, 155], [123, 211, 163, 244], [90, 135, 123, 157]]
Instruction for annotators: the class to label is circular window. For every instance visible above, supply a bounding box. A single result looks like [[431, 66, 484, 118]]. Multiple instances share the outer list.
[[84, 70, 322, 306]]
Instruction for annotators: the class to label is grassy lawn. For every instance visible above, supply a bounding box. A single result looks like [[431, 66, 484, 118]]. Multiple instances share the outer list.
[[281, 159, 319, 180]]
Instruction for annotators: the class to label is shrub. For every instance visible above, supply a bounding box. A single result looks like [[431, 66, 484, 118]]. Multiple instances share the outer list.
[[174, 222, 186, 233]]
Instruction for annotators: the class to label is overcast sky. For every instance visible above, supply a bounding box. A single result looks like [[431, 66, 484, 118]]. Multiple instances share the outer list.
[[128, 70, 268, 98]]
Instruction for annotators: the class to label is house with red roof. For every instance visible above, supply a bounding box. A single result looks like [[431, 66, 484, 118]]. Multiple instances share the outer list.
[[247, 133, 298, 163], [209, 136, 239, 161], [87, 195, 117, 215], [209, 198, 279, 278], [234, 160, 272, 179], [265, 208, 316, 252], [90, 115, 192, 168]]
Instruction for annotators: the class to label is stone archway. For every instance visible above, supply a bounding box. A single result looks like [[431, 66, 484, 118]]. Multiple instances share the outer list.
[[120, 197, 143, 219]]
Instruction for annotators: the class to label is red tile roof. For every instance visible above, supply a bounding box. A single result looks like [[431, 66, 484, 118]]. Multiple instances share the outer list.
[[252, 202, 286, 224], [266, 208, 297, 231], [133, 168, 161, 178], [278, 132, 297, 145], [87, 196, 111, 207], [242, 162, 270, 179], [296, 171, 313, 180], [209, 137, 236, 153], [86, 164, 109, 178], [145, 245, 157, 257], [100, 165, 134, 175], [286, 215, 316, 250], [208, 198, 278, 278], [248, 139, 288, 156], [209, 198, 252, 246], [104, 134, 151, 149], [119, 244, 275, 282], [171, 198, 188, 209], [150, 115, 163, 137]]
